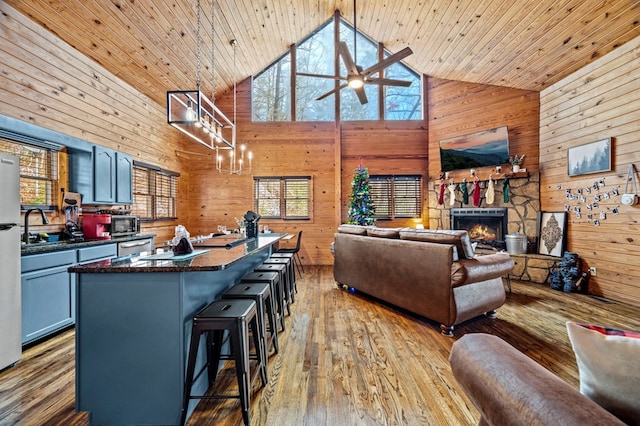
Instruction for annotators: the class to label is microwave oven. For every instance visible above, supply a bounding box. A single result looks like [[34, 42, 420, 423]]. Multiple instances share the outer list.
[[108, 215, 140, 237]]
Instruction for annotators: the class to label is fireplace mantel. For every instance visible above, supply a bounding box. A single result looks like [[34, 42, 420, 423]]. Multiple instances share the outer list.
[[429, 172, 540, 245]]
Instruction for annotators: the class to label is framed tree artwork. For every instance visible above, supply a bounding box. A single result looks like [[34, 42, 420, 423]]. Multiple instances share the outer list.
[[537, 211, 568, 257], [567, 138, 612, 177]]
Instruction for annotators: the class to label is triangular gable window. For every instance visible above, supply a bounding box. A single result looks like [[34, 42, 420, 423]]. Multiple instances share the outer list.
[[252, 15, 421, 122]]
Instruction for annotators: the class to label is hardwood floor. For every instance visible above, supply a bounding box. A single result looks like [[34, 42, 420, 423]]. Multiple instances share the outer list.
[[2, 265, 640, 425]]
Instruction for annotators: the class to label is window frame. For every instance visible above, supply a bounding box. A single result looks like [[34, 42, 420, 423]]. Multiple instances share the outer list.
[[254, 176, 312, 220], [131, 161, 179, 222], [251, 15, 422, 123], [0, 137, 59, 211], [369, 175, 422, 219]]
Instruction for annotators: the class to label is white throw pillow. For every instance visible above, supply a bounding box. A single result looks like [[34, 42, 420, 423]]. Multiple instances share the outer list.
[[566, 321, 640, 425]]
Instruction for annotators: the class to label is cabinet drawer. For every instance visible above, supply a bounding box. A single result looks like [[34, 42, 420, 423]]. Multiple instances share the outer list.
[[22, 250, 77, 273], [78, 244, 117, 263]]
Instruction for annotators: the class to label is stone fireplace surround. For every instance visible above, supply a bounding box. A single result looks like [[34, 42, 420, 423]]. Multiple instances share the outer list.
[[428, 173, 556, 283], [428, 172, 540, 240]]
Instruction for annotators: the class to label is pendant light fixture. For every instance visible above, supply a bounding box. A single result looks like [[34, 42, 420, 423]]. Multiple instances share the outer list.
[[166, 0, 235, 151]]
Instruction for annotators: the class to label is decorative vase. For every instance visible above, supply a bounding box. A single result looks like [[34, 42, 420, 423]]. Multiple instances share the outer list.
[[512, 164, 520, 173]]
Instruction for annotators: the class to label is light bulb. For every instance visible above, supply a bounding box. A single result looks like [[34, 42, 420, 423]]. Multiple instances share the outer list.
[[185, 101, 196, 122], [347, 75, 365, 89]]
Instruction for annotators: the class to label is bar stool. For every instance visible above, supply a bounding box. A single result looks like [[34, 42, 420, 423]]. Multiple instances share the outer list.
[[270, 252, 297, 296], [222, 282, 278, 357], [180, 299, 267, 426], [263, 257, 295, 304], [241, 271, 285, 332], [255, 262, 290, 315]]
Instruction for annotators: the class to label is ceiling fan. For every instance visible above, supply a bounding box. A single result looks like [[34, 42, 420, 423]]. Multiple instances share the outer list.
[[297, 0, 413, 105]]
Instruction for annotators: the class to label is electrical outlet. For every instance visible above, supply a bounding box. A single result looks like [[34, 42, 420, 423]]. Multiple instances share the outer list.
[[589, 267, 597, 276]]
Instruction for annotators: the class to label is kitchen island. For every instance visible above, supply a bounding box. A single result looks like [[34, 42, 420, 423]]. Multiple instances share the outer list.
[[69, 233, 284, 426]]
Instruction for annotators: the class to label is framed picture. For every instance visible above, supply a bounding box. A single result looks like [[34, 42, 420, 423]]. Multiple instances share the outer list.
[[537, 211, 567, 257], [568, 138, 611, 177]]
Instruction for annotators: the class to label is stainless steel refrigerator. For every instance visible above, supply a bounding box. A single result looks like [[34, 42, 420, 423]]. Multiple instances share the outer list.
[[0, 153, 21, 370]]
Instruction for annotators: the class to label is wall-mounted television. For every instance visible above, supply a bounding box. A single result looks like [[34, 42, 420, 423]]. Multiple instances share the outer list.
[[439, 126, 510, 172]]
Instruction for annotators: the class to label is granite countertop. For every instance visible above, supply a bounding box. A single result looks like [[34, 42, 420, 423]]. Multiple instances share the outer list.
[[68, 233, 284, 273], [21, 234, 156, 256]]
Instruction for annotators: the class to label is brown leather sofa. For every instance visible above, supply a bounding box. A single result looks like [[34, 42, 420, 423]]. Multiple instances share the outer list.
[[449, 333, 625, 425], [332, 225, 515, 336]]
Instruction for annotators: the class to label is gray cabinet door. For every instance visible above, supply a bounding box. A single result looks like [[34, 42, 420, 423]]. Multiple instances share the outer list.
[[115, 152, 133, 204], [94, 146, 116, 203], [21, 264, 75, 344]]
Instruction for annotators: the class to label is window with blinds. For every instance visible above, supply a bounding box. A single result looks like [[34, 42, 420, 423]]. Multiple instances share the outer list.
[[254, 176, 311, 219], [132, 162, 178, 221], [0, 138, 58, 209], [370, 175, 422, 219]]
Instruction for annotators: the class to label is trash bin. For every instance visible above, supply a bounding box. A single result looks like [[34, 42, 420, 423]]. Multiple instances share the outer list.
[[505, 233, 527, 254]]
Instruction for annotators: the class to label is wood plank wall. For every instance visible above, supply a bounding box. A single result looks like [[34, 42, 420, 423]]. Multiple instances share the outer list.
[[0, 3, 187, 244], [182, 79, 431, 265], [427, 77, 540, 182], [540, 35, 640, 307]]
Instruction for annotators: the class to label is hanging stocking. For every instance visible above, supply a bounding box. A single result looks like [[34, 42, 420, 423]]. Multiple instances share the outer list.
[[486, 178, 495, 205], [461, 181, 469, 204], [448, 182, 456, 206], [438, 182, 446, 205], [503, 177, 510, 203], [472, 179, 481, 207]]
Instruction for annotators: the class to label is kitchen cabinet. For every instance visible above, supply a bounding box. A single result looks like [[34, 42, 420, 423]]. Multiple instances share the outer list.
[[78, 243, 117, 263], [68, 145, 133, 205], [21, 243, 117, 345], [115, 152, 133, 204], [93, 145, 116, 203], [21, 250, 77, 345]]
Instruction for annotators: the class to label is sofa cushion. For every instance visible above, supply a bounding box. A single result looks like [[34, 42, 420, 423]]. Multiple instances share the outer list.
[[450, 252, 515, 287], [366, 227, 401, 239], [399, 229, 475, 259], [566, 321, 640, 425], [337, 224, 368, 235]]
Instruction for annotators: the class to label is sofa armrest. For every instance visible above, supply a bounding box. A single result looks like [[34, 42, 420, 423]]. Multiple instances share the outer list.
[[451, 252, 514, 287], [449, 333, 625, 426]]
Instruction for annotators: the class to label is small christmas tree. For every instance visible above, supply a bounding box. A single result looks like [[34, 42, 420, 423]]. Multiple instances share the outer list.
[[347, 165, 376, 226]]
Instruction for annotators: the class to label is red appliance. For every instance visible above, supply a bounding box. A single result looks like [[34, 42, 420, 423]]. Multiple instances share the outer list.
[[82, 214, 112, 240]]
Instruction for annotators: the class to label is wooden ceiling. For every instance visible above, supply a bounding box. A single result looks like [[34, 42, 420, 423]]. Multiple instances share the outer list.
[[8, 0, 640, 108]]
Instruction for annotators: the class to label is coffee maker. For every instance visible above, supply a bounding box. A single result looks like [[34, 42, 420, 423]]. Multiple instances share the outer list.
[[62, 193, 84, 241], [82, 213, 112, 240]]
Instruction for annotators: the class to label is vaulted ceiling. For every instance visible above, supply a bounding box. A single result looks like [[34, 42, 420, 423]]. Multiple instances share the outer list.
[[8, 0, 640, 108]]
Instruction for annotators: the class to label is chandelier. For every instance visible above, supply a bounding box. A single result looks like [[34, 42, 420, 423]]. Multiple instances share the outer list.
[[216, 40, 253, 175], [166, 0, 235, 151]]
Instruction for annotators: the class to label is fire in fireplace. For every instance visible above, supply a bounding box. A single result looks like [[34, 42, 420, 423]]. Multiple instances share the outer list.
[[450, 208, 508, 248]]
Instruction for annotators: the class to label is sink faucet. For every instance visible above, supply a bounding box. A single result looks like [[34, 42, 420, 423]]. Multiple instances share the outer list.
[[23, 208, 49, 244]]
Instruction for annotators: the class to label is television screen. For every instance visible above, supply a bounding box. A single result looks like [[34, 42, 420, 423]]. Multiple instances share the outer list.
[[439, 126, 510, 172]]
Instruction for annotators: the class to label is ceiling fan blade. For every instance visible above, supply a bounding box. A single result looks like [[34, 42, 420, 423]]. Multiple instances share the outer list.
[[366, 77, 412, 87], [316, 83, 349, 101], [337, 41, 359, 75], [362, 47, 413, 77], [355, 87, 368, 104], [296, 72, 346, 81]]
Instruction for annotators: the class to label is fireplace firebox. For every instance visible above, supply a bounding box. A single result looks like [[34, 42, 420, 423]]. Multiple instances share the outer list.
[[450, 208, 508, 248]]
